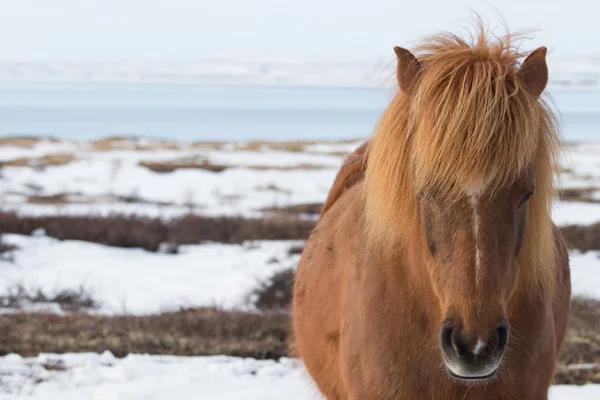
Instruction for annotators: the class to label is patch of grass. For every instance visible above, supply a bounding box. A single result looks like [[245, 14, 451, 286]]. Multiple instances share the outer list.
[[138, 159, 326, 173], [0, 212, 169, 252], [234, 139, 359, 153], [189, 141, 224, 150], [26, 193, 72, 204], [263, 203, 323, 215], [0, 212, 316, 251], [91, 137, 180, 152], [139, 159, 228, 173], [558, 187, 600, 203], [0, 285, 99, 312], [0, 307, 289, 360], [0, 235, 18, 262], [0, 136, 57, 148], [0, 153, 76, 168], [246, 164, 325, 171], [249, 269, 295, 311], [554, 297, 600, 384], [561, 223, 600, 252]]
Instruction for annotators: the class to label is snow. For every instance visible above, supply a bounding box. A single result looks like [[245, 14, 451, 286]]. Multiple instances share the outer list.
[[552, 201, 600, 226], [0, 353, 321, 400], [0, 352, 596, 399], [0, 140, 342, 216], [0, 232, 598, 315], [0, 234, 302, 314], [569, 250, 600, 299], [2, 139, 600, 220], [1, 139, 600, 315]]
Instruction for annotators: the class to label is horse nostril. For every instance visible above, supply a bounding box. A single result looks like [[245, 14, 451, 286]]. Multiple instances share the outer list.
[[440, 320, 468, 357], [493, 321, 509, 357], [440, 320, 455, 354]]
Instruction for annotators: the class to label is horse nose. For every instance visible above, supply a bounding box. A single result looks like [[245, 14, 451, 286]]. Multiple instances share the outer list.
[[440, 319, 509, 380]]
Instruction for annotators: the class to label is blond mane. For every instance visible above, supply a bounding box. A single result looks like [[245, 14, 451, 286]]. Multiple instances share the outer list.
[[364, 28, 561, 293]]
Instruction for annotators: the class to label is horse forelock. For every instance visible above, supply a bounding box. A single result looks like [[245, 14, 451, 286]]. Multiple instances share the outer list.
[[364, 27, 561, 294]]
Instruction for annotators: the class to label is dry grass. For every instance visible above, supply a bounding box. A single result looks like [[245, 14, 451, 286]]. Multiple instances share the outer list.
[[0, 307, 289, 360], [0, 285, 99, 312], [189, 141, 225, 150], [263, 203, 323, 216], [3, 210, 599, 253], [558, 187, 600, 203], [0, 136, 58, 148], [247, 164, 325, 171], [248, 269, 295, 311], [561, 223, 600, 252], [0, 212, 316, 251], [26, 193, 72, 204], [554, 297, 600, 384], [0, 272, 596, 385], [235, 141, 315, 153], [0, 153, 76, 168], [90, 137, 181, 152], [139, 159, 229, 173], [138, 159, 326, 173], [230, 139, 359, 153]]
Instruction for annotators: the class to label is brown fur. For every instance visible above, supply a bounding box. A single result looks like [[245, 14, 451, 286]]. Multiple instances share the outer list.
[[293, 27, 570, 400]]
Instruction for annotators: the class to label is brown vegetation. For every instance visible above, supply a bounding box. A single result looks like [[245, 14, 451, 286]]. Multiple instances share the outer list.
[[3, 210, 600, 253], [0, 212, 316, 251], [558, 187, 600, 203], [0, 272, 596, 385], [90, 137, 180, 152], [0, 153, 76, 168], [0, 136, 54, 148], [138, 159, 326, 173], [554, 297, 600, 384], [561, 223, 600, 252], [139, 159, 229, 173], [0, 285, 98, 312], [249, 268, 295, 311], [262, 202, 323, 216], [0, 307, 289, 360]]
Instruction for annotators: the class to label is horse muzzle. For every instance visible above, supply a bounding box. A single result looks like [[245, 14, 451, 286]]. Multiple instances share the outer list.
[[439, 319, 509, 381]]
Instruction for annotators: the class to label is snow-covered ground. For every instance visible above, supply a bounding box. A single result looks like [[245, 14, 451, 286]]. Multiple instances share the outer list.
[[0, 352, 597, 400], [1, 138, 600, 218], [0, 232, 597, 315], [1, 138, 599, 398], [0, 234, 302, 314]]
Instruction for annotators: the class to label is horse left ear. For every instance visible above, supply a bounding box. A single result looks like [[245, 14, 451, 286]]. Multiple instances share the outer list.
[[394, 46, 421, 95], [518, 46, 548, 97]]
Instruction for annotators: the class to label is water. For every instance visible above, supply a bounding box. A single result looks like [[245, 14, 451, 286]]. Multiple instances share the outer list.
[[0, 82, 597, 142]]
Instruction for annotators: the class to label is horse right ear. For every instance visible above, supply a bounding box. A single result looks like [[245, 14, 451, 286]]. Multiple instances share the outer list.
[[394, 46, 421, 95]]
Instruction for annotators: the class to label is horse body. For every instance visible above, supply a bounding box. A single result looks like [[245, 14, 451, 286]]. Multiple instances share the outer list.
[[293, 28, 571, 400], [295, 171, 570, 399]]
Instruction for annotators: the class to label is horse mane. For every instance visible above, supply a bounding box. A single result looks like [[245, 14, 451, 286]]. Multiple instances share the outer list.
[[364, 27, 561, 294]]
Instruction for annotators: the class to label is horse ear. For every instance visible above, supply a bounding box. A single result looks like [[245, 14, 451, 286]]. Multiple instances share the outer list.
[[518, 46, 548, 97], [394, 46, 421, 95]]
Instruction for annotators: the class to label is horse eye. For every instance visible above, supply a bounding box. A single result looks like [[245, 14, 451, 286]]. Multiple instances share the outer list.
[[517, 192, 534, 209], [419, 191, 432, 201]]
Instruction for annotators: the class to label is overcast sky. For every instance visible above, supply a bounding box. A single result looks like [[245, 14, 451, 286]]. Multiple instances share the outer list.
[[0, 0, 595, 62]]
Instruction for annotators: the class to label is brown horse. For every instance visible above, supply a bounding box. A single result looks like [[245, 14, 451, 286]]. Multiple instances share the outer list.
[[292, 29, 571, 399]]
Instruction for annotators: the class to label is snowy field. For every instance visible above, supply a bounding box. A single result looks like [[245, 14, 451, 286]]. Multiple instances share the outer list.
[[1, 137, 599, 398], [1, 138, 600, 313], [0, 353, 597, 400]]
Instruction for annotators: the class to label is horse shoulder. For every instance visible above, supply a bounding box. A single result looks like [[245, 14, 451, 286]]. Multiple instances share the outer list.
[[321, 141, 369, 217]]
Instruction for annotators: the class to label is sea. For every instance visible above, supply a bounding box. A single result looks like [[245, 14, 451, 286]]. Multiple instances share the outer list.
[[0, 82, 597, 142]]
